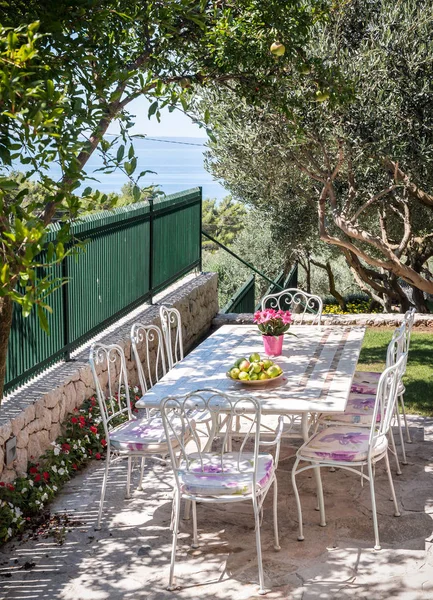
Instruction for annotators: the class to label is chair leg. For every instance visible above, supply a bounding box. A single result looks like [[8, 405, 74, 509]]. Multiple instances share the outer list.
[[385, 452, 401, 517], [252, 494, 268, 595], [273, 478, 281, 551], [395, 404, 408, 465], [388, 427, 402, 475], [314, 464, 326, 527], [137, 457, 146, 491], [367, 461, 381, 551], [167, 491, 181, 591], [291, 457, 304, 541], [183, 500, 191, 520], [191, 500, 199, 548], [97, 450, 110, 530], [399, 394, 412, 443], [125, 456, 132, 499]]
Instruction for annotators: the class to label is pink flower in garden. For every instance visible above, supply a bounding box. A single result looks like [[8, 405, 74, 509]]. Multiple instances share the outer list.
[[61, 443, 71, 453], [72, 464, 78, 470], [71, 417, 78, 424], [29, 466, 38, 474], [42, 472, 50, 482], [95, 453, 101, 460], [0, 482, 4, 487], [34, 474, 41, 482], [90, 426, 98, 434], [101, 439, 107, 447]]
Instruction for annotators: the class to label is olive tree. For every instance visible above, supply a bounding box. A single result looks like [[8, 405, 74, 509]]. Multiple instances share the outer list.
[[199, 0, 433, 311]]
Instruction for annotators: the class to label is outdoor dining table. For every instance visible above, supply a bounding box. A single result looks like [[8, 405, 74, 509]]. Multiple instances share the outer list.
[[135, 324, 366, 441]]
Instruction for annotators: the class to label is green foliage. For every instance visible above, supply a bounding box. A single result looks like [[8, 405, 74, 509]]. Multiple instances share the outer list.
[[202, 196, 247, 250], [199, 0, 433, 308], [203, 210, 289, 307]]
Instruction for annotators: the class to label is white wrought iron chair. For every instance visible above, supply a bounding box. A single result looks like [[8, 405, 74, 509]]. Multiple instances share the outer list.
[[319, 324, 407, 474], [89, 342, 187, 529], [130, 323, 167, 400], [261, 288, 323, 325], [350, 308, 416, 461], [159, 305, 184, 370], [292, 354, 406, 551], [161, 389, 284, 595], [260, 288, 322, 443]]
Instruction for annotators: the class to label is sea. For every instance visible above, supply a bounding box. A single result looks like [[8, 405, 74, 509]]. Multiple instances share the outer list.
[[21, 136, 228, 202]]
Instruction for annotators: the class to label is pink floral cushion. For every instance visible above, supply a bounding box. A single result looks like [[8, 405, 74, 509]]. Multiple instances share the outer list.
[[299, 426, 387, 462], [178, 452, 274, 496], [322, 393, 379, 425], [350, 371, 380, 395], [109, 416, 182, 452]]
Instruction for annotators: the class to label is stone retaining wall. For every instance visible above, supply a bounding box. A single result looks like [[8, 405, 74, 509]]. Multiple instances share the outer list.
[[0, 273, 218, 482], [213, 312, 433, 328]]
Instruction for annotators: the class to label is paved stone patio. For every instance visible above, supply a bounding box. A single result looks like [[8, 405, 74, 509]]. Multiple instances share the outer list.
[[1, 416, 433, 600]]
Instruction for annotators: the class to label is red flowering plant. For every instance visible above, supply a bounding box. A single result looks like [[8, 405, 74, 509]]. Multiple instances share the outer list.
[[0, 387, 140, 544], [253, 309, 294, 337]]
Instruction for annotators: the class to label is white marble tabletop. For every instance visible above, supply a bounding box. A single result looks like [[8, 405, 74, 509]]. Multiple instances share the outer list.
[[136, 325, 366, 416]]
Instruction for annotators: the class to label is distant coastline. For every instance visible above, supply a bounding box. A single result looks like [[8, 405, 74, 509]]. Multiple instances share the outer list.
[[19, 136, 228, 202]]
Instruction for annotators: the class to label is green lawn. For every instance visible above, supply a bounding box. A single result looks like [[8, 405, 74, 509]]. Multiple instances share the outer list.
[[357, 329, 433, 416]]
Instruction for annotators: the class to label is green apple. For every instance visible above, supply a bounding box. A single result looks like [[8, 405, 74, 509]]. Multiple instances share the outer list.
[[238, 371, 250, 381], [249, 353, 261, 363], [251, 363, 262, 374], [235, 357, 248, 368], [239, 360, 250, 372], [259, 372, 270, 380], [267, 365, 281, 378], [263, 359, 273, 370], [270, 41, 285, 57], [250, 373, 259, 381], [230, 368, 241, 379]]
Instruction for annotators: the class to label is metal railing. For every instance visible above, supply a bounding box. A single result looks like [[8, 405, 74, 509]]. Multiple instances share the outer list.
[[222, 274, 256, 313], [5, 188, 202, 393]]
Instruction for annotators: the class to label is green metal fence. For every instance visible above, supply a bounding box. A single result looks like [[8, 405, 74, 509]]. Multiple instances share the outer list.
[[5, 188, 202, 393], [222, 274, 256, 314]]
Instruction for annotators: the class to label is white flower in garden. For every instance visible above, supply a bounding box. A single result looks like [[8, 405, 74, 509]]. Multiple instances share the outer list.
[[133, 386, 139, 393], [83, 454, 87, 458], [61, 460, 65, 466], [73, 444, 78, 450], [52, 465, 58, 473], [54, 447, 61, 456], [35, 499, 42, 506], [95, 434, 100, 439], [52, 485, 57, 491], [7, 528, 12, 538], [21, 488, 27, 494], [58, 468, 66, 476], [29, 480, 34, 487], [15, 507, 22, 517], [41, 493, 48, 501]]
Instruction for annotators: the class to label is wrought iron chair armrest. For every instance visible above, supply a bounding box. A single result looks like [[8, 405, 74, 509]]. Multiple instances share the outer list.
[[259, 416, 284, 447]]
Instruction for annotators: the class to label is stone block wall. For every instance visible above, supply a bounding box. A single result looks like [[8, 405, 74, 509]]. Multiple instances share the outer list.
[[0, 273, 218, 482]]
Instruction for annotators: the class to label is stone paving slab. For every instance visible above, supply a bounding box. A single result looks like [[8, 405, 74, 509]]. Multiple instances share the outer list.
[[1, 416, 433, 600]]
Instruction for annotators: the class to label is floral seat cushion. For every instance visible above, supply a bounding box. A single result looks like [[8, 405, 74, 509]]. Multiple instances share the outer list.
[[351, 370, 404, 396], [178, 452, 274, 497], [109, 416, 184, 452], [321, 393, 379, 425], [350, 371, 380, 394], [299, 426, 387, 463]]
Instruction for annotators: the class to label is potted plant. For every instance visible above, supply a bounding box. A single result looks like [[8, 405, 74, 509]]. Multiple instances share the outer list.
[[253, 308, 293, 356]]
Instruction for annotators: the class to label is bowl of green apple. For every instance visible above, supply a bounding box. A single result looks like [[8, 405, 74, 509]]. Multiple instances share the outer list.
[[226, 353, 283, 385]]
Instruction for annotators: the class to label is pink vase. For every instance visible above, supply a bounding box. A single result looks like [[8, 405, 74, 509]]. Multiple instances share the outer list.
[[262, 335, 284, 356]]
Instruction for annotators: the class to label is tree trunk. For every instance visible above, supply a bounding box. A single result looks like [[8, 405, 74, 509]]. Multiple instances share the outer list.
[[0, 296, 13, 404], [310, 258, 346, 310]]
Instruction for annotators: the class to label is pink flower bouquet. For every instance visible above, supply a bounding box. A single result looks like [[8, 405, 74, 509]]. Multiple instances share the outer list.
[[253, 309, 293, 337]]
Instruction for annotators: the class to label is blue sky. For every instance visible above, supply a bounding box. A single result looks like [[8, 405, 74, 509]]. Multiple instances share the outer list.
[[107, 96, 207, 138]]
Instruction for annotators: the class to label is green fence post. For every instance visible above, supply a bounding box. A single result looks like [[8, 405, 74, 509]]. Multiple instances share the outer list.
[[149, 196, 154, 304], [61, 251, 71, 361]]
